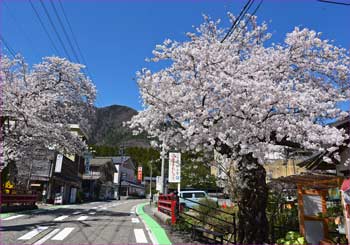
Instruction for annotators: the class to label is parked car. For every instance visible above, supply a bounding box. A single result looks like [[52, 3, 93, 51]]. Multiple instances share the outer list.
[[179, 190, 218, 208]]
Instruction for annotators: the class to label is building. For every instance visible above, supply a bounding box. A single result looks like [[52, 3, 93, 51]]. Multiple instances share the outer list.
[[82, 157, 116, 200], [19, 124, 88, 204], [298, 117, 350, 176], [112, 156, 145, 197], [264, 159, 306, 181]]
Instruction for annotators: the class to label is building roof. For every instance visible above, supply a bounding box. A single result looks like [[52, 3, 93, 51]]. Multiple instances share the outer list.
[[273, 173, 343, 189], [112, 156, 131, 164], [121, 179, 145, 188], [298, 117, 349, 171], [90, 157, 112, 167], [69, 124, 89, 140]]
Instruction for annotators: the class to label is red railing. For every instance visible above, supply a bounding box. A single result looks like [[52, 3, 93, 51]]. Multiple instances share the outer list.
[[158, 193, 177, 224], [1, 194, 38, 206]]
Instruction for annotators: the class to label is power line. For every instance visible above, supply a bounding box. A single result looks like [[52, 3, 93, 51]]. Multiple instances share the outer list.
[[49, 0, 81, 63], [221, 0, 254, 43], [57, 0, 91, 72], [56, 0, 104, 107], [28, 0, 61, 56], [232, 0, 264, 42], [39, 0, 72, 60], [0, 35, 16, 58], [318, 0, 350, 5], [3, 1, 40, 56]]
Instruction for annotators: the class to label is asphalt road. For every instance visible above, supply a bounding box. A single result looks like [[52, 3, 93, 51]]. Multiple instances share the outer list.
[[1, 199, 155, 245]]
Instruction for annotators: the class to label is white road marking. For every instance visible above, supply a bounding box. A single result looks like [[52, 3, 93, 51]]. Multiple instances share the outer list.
[[51, 227, 74, 241], [77, 215, 88, 221], [134, 229, 148, 243], [54, 215, 69, 221], [18, 226, 48, 240], [88, 212, 96, 215], [72, 211, 81, 215], [132, 218, 140, 223], [3, 214, 25, 221], [33, 228, 60, 245]]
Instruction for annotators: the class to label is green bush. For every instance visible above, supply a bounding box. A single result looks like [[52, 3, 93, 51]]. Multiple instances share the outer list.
[[276, 231, 307, 245], [76, 190, 84, 203], [195, 198, 219, 224]]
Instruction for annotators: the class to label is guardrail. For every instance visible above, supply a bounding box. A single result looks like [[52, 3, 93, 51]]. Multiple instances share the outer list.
[[179, 197, 237, 244], [158, 193, 177, 224]]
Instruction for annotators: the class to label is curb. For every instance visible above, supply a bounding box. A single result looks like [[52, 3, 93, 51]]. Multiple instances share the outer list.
[[136, 202, 172, 245]]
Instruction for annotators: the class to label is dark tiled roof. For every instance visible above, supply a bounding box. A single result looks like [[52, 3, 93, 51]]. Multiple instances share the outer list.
[[111, 156, 130, 164]]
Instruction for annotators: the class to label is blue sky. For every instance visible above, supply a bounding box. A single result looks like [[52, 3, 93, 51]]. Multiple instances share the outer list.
[[2, 0, 350, 110]]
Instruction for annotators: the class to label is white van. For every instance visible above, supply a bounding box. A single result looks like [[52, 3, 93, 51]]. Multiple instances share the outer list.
[[179, 190, 217, 208]]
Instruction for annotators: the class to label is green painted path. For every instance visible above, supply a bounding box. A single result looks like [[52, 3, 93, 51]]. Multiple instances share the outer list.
[[136, 203, 172, 245]]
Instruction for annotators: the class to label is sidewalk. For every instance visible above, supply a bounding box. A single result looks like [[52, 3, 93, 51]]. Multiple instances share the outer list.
[[142, 203, 200, 244]]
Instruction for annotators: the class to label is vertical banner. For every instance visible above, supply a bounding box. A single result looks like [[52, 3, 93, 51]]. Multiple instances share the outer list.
[[54, 154, 63, 173], [156, 176, 162, 191], [83, 151, 92, 174], [137, 167, 143, 182], [168, 152, 181, 183]]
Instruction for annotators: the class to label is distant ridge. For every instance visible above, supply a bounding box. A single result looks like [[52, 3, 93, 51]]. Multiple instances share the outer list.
[[88, 105, 150, 147]]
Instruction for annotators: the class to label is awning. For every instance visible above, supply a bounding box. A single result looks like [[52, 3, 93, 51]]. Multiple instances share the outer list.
[[272, 173, 343, 189]]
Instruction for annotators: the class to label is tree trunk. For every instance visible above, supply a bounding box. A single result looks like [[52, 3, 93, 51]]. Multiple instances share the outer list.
[[236, 153, 269, 244]]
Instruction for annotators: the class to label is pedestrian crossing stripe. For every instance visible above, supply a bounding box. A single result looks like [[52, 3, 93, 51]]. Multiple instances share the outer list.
[[54, 215, 69, 221], [134, 229, 148, 243], [51, 227, 75, 241], [18, 226, 48, 240], [17, 227, 75, 242], [33, 229, 60, 245], [3, 214, 25, 221], [77, 215, 88, 221], [132, 218, 140, 223]]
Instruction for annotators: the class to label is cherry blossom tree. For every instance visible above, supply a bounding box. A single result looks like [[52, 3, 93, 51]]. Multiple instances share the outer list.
[[1, 55, 96, 172], [129, 14, 350, 243]]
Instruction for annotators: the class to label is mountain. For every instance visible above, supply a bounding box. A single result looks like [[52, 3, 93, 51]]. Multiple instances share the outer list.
[[88, 105, 150, 147]]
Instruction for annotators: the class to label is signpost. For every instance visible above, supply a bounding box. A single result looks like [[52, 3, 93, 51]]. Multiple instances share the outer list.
[[168, 152, 181, 193]]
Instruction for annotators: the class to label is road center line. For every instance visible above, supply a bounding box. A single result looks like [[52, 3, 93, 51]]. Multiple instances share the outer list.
[[18, 226, 48, 240], [134, 229, 148, 243], [72, 211, 81, 215], [54, 215, 69, 221], [51, 227, 75, 241], [33, 228, 60, 245]]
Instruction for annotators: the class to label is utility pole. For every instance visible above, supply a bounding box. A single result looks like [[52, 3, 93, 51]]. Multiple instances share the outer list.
[[160, 143, 166, 194], [118, 144, 125, 201], [149, 163, 152, 197]]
